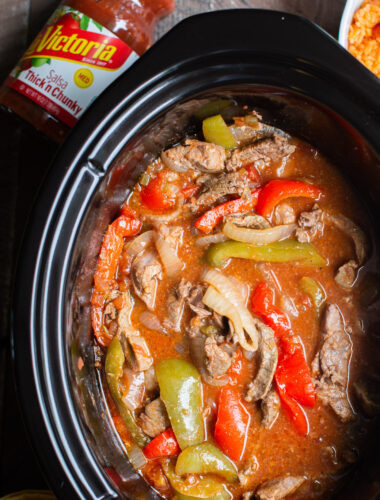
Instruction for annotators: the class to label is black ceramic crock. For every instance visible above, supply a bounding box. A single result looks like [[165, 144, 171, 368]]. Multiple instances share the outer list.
[[12, 9, 380, 500]]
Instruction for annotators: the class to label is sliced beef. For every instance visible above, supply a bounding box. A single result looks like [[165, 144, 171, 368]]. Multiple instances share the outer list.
[[323, 212, 369, 264], [188, 283, 211, 318], [204, 335, 233, 378], [139, 398, 170, 438], [187, 323, 229, 386], [335, 260, 358, 289], [261, 388, 281, 429], [144, 366, 159, 393], [224, 212, 270, 229], [296, 204, 324, 243], [131, 249, 163, 310], [256, 476, 306, 500], [353, 378, 380, 417], [195, 172, 250, 207], [245, 323, 278, 402], [117, 292, 153, 371], [273, 203, 296, 225], [166, 278, 192, 331], [229, 121, 290, 147], [161, 139, 226, 173], [226, 134, 295, 172], [312, 304, 353, 421]]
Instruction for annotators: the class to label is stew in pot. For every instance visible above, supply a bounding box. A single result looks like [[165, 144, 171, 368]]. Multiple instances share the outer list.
[[90, 105, 380, 499]]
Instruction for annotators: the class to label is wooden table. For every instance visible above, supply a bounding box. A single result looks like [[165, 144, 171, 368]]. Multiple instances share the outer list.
[[0, 0, 346, 496]]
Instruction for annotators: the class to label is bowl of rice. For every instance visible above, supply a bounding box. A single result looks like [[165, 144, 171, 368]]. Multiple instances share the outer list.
[[339, 0, 380, 77]]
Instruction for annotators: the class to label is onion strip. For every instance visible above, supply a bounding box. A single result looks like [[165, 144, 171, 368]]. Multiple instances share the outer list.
[[223, 221, 297, 244], [155, 232, 184, 277], [195, 233, 228, 247], [125, 230, 154, 257], [203, 269, 259, 351]]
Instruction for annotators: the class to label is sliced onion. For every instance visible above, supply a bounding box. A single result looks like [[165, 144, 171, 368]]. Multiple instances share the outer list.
[[121, 369, 146, 411], [203, 285, 255, 352], [128, 444, 147, 469], [229, 276, 250, 306], [143, 195, 185, 223], [161, 148, 188, 172], [195, 233, 228, 247], [125, 230, 154, 257], [223, 221, 297, 244], [155, 232, 184, 277], [139, 311, 167, 334], [203, 269, 259, 351]]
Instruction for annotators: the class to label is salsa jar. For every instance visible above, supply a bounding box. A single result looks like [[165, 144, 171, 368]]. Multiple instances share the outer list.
[[0, 0, 175, 143]]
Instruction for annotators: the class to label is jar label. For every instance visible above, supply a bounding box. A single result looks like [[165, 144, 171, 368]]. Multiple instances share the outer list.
[[5, 6, 138, 127]]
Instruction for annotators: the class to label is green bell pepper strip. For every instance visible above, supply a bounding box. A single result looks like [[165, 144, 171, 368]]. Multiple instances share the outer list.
[[175, 443, 238, 482], [163, 461, 225, 498], [194, 100, 232, 120], [156, 359, 204, 450], [202, 114, 237, 149], [105, 337, 149, 447], [299, 276, 326, 314], [206, 240, 326, 268]]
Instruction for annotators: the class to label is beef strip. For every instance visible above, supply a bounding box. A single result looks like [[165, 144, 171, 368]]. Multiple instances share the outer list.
[[194, 172, 250, 207], [335, 260, 358, 289], [188, 283, 211, 318], [224, 212, 270, 229], [226, 134, 295, 172], [312, 304, 353, 421], [323, 212, 369, 264], [353, 378, 380, 417], [204, 335, 233, 378], [166, 278, 192, 331], [256, 476, 306, 500], [187, 321, 229, 386], [161, 139, 226, 173], [296, 204, 324, 243], [139, 398, 170, 438], [245, 323, 278, 402], [261, 388, 281, 428], [117, 292, 153, 371], [229, 120, 291, 147], [273, 203, 296, 225], [131, 249, 163, 310]]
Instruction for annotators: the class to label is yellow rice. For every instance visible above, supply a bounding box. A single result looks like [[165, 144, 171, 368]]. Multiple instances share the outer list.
[[348, 0, 380, 77]]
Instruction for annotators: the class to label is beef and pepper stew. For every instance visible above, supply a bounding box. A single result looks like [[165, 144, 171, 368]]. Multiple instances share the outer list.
[[89, 105, 380, 499]]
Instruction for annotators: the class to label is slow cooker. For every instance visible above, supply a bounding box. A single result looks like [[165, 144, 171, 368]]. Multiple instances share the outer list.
[[12, 9, 380, 500]]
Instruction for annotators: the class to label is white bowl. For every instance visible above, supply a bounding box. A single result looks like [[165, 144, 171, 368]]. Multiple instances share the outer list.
[[338, 0, 363, 48]]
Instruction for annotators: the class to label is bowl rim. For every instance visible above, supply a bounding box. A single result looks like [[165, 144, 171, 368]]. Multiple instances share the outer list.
[[338, 0, 364, 48]]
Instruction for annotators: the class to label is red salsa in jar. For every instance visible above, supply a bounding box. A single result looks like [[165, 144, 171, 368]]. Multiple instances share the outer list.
[[0, 0, 174, 143]]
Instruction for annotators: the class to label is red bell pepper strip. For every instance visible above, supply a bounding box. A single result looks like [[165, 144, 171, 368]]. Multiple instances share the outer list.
[[251, 282, 291, 339], [141, 172, 176, 211], [91, 207, 142, 346], [214, 386, 250, 462], [195, 189, 261, 233], [256, 179, 323, 218], [275, 382, 309, 436], [251, 281, 315, 432], [275, 341, 316, 407], [143, 428, 181, 459], [181, 184, 200, 199]]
